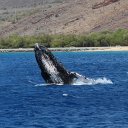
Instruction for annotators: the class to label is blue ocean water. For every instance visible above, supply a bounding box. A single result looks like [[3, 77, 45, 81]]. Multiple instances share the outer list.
[[0, 51, 128, 128]]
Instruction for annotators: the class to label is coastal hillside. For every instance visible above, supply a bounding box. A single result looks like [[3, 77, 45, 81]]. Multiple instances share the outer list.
[[0, 0, 127, 37], [0, 0, 58, 9]]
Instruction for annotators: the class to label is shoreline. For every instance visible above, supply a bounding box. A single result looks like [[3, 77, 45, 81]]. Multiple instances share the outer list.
[[0, 46, 128, 52]]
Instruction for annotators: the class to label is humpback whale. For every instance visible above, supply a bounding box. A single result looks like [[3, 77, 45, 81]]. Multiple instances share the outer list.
[[34, 43, 80, 84]]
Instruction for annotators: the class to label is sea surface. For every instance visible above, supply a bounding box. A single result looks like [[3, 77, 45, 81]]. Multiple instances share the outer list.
[[0, 51, 128, 128]]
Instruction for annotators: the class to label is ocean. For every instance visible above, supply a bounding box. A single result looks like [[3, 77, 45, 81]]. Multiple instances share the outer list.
[[0, 51, 128, 128]]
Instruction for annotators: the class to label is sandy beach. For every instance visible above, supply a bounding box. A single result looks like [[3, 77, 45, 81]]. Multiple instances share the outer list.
[[0, 46, 128, 52]]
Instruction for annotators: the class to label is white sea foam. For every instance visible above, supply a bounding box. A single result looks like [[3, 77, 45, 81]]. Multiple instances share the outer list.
[[34, 83, 63, 86], [72, 77, 113, 85], [63, 94, 68, 96], [35, 83, 51, 86], [71, 72, 113, 85]]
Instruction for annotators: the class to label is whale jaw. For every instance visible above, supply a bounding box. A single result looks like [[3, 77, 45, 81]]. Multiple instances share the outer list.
[[34, 44, 77, 84]]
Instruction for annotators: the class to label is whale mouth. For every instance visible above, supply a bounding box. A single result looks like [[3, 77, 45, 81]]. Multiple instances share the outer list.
[[34, 43, 46, 52], [35, 43, 40, 50]]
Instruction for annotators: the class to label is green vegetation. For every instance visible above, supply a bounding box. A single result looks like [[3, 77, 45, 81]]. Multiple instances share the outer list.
[[0, 29, 128, 48]]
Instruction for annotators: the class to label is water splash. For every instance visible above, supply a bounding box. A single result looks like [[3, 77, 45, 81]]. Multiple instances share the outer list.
[[34, 76, 113, 86], [71, 72, 113, 85], [35, 83, 50, 86], [35, 83, 64, 86], [72, 77, 113, 85]]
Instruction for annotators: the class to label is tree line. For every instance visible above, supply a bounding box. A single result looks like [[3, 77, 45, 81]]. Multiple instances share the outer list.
[[0, 29, 128, 48]]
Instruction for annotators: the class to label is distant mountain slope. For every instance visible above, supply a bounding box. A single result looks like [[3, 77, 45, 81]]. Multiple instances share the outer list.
[[0, 0, 62, 9], [0, 0, 127, 37]]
